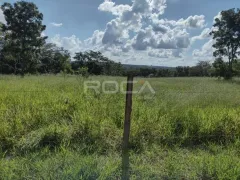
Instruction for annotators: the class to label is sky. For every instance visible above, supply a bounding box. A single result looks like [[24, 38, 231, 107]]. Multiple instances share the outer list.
[[1, 0, 240, 66]]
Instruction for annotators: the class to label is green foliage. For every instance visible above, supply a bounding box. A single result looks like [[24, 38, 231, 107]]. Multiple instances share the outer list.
[[233, 59, 240, 76], [211, 8, 240, 78], [0, 76, 239, 178], [174, 61, 212, 77], [38, 43, 57, 73], [212, 57, 228, 78], [1, 1, 47, 75], [31, 43, 72, 74], [78, 67, 89, 78], [72, 51, 123, 76]]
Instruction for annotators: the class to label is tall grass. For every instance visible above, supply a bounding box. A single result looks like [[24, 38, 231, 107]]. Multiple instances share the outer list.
[[0, 75, 240, 179]]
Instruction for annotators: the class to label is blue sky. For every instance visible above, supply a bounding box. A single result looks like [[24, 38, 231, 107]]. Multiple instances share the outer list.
[[2, 0, 240, 66]]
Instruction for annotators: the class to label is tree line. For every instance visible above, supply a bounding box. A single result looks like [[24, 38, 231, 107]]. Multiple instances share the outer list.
[[0, 1, 239, 79], [125, 59, 240, 78], [0, 1, 124, 76]]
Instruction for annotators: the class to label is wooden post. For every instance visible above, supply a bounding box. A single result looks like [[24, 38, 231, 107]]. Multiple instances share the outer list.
[[122, 74, 134, 180]]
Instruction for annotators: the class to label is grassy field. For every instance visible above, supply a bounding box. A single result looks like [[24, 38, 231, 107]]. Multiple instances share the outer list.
[[0, 75, 240, 179]]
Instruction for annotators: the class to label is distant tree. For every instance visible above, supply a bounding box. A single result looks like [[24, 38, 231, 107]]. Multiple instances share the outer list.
[[38, 43, 57, 73], [53, 48, 72, 74], [233, 59, 240, 76], [155, 69, 174, 77], [73, 52, 87, 69], [73, 51, 123, 76], [176, 66, 190, 77], [1, 1, 47, 75], [212, 57, 227, 77], [0, 23, 8, 73], [139, 68, 153, 77], [111, 62, 124, 76], [0, 23, 4, 51], [38, 43, 72, 74], [196, 61, 211, 76], [211, 9, 240, 79]]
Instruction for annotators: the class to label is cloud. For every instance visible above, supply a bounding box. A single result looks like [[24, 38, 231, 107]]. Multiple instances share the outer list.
[[98, 0, 131, 16], [132, 28, 152, 50], [50, 34, 83, 55], [192, 39, 214, 58], [132, 0, 167, 15], [84, 30, 104, 46], [41, 32, 46, 37], [99, 0, 197, 52], [152, 23, 168, 33], [148, 48, 183, 59], [50, 22, 63, 27], [191, 12, 224, 61], [132, 26, 190, 50], [176, 15, 206, 28], [191, 28, 211, 43], [148, 50, 169, 58], [48, 0, 211, 66], [0, 9, 6, 24], [102, 19, 128, 45]]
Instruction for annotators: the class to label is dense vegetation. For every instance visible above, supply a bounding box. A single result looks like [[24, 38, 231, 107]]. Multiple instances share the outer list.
[[0, 1, 240, 179], [0, 75, 240, 179], [0, 1, 240, 79]]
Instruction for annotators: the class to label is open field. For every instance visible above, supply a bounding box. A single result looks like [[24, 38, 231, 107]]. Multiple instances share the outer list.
[[0, 75, 240, 179]]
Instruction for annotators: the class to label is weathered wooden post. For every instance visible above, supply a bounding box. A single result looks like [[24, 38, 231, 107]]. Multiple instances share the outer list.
[[122, 74, 134, 180]]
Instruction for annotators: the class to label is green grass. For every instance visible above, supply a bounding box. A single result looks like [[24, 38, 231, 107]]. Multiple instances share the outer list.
[[0, 75, 240, 179]]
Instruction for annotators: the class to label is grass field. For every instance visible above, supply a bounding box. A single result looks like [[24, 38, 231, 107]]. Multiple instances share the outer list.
[[0, 75, 240, 179]]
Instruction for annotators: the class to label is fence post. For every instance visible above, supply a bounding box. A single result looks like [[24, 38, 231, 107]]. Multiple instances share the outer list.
[[122, 74, 134, 180]]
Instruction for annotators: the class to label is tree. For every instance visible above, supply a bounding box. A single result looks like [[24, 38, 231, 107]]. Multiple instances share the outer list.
[[73, 52, 87, 69], [196, 61, 211, 76], [211, 9, 240, 79], [52, 47, 72, 74], [189, 66, 202, 77], [233, 59, 240, 76], [176, 66, 190, 77], [38, 43, 72, 74], [1, 1, 47, 75], [212, 57, 227, 77], [0, 23, 4, 51], [78, 67, 89, 78], [38, 43, 57, 73], [72, 51, 123, 76]]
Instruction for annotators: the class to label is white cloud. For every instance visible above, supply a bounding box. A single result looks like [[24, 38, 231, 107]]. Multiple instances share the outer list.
[[148, 50, 169, 58], [148, 48, 184, 59], [192, 39, 214, 58], [102, 19, 128, 45], [152, 23, 168, 33], [131, 0, 167, 15], [47, 0, 212, 66], [50, 22, 63, 27], [99, 0, 196, 53], [176, 15, 206, 28], [132, 0, 151, 14], [98, 0, 131, 16], [132, 26, 190, 50], [50, 34, 83, 55], [41, 32, 46, 37], [191, 28, 211, 43], [191, 12, 224, 61], [84, 30, 104, 46], [132, 27, 152, 50], [0, 9, 6, 24]]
